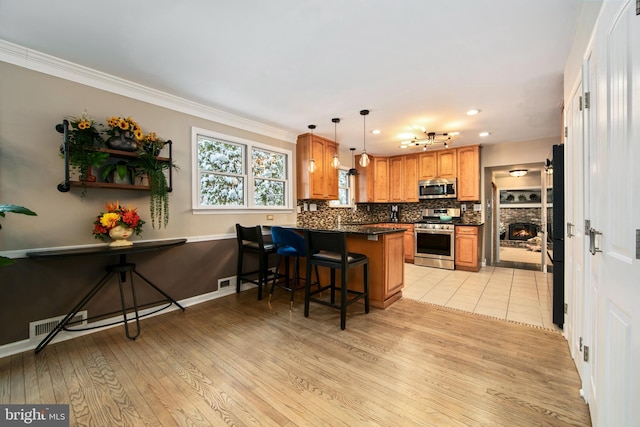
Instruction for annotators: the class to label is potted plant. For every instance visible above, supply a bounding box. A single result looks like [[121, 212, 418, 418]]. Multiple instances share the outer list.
[[104, 116, 143, 151], [0, 204, 37, 266], [101, 160, 136, 185], [65, 111, 109, 182], [132, 149, 178, 229], [141, 131, 166, 156]]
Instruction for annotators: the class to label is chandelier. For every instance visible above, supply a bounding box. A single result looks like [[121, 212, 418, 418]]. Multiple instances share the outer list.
[[400, 130, 456, 150]]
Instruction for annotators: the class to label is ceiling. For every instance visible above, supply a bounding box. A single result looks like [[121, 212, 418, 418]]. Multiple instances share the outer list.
[[0, 0, 583, 156]]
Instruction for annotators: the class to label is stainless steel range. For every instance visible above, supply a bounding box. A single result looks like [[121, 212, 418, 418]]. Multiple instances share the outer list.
[[414, 208, 460, 270]]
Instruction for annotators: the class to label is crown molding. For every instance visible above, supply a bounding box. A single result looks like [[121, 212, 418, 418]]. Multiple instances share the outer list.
[[0, 39, 297, 143]]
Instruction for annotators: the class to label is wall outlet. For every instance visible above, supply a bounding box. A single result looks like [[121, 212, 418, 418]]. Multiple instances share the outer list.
[[297, 206, 302, 213], [461, 204, 467, 212], [474, 204, 482, 211], [303, 202, 308, 211], [266, 214, 274, 220], [309, 203, 317, 211]]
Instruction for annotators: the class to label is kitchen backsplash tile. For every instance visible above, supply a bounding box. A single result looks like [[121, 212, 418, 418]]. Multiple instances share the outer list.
[[296, 200, 482, 227]]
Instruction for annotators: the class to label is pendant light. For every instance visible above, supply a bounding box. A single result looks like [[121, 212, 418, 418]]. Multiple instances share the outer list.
[[347, 148, 359, 175], [359, 109, 370, 167], [308, 124, 316, 173], [330, 118, 341, 169]]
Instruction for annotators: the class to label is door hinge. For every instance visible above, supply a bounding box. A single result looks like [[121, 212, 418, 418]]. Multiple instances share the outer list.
[[564, 303, 568, 314], [580, 336, 583, 351], [579, 95, 583, 111], [564, 127, 568, 138], [584, 92, 590, 109], [584, 345, 590, 362], [636, 0, 639, 15]]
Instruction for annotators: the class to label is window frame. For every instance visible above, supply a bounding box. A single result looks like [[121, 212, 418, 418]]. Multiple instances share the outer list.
[[192, 126, 293, 213], [329, 167, 355, 208]]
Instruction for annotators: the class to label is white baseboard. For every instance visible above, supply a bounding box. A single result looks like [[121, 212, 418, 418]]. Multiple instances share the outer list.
[[0, 283, 255, 359]]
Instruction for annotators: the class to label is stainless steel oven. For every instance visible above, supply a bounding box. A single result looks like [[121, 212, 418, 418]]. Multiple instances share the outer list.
[[414, 223, 455, 269], [414, 208, 459, 270]]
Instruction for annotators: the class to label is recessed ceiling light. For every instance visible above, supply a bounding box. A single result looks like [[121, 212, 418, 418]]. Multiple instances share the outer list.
[[479, 132, 490, 137], [371, 129, 381, 134], [466, 109, 480, 116], [448, 132, 459, 136]]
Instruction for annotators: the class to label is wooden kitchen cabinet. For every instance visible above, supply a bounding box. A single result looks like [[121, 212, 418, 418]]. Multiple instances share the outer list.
[[296, 132, 339, 199], [456, 145, 480, 201], [418, 149, 457, 180], [455, 225, 483, 271], [355, 154, 389, 202], [402, 154, 419, 202], [377, 223, 415, 263], [389, 156, 403, 202]]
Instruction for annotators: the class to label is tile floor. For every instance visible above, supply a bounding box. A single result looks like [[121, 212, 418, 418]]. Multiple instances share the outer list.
[[402, 263, 559, 331]]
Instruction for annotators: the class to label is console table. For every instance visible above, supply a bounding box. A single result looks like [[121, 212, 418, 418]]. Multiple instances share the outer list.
[[27, 238, 187, 353]]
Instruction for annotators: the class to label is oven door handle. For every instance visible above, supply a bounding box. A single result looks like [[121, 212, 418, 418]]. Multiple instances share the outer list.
[[415, 229, 454, 235]]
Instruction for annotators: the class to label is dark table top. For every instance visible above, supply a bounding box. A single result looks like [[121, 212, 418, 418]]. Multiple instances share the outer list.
[[285, 225, 405, 236], [26, 238, 187, 260]]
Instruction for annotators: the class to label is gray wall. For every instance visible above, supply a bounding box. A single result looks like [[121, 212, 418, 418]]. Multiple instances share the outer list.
[[0, 62, 293, 346]]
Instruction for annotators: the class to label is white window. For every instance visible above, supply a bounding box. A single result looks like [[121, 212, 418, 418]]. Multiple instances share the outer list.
[[329, 167, 354, 208], [192, 127, 293, 212]]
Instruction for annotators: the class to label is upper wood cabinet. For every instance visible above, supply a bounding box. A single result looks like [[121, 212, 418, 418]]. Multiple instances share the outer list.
[[456, 145, 480, 201], [355, 154, 389, 203], [388, 154, 419, 203], [401, 154, 419, 202], [296, 133, 339, 199], [418, 149, 457, 180], [389, 156, 403, 202]]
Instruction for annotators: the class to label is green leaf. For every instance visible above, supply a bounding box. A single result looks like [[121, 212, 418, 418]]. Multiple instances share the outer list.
[[0, 205, 37, 216], [0, 256, 16, 266]]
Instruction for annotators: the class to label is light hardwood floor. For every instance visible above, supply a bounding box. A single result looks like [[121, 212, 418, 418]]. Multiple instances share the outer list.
[[1, 284, 590, 426]]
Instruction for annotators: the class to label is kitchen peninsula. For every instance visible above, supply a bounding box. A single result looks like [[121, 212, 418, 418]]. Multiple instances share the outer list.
[[290, 225, 405, 309]]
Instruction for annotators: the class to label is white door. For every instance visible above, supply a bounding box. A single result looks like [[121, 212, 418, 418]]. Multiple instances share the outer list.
[[565, 79, 585, 368], [587, 2, 640, 425]]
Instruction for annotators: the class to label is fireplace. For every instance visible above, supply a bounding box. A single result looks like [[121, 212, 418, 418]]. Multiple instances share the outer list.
[[508, 223, 539, 241]]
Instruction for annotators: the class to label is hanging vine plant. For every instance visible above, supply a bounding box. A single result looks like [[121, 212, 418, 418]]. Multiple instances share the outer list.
[[132, 150, 178, 229]]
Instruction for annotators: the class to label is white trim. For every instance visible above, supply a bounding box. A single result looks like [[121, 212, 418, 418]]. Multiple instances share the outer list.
[[192, 126, 294, 211], [0, 39, 298, 143]]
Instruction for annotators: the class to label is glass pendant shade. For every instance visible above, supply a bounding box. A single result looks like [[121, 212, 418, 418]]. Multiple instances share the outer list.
[[359, 151, 370, 167], [359, 109, 370, 167], [308, 124, 316, 173], [331, 154, 340, 169], [331, 117, 341, 169]]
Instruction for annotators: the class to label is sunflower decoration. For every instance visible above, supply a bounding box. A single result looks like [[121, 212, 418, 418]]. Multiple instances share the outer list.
[[106, 116, 144, 141]]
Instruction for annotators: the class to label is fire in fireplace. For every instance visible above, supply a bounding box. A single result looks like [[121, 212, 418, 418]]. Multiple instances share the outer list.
[[508, 223, 539, 241]]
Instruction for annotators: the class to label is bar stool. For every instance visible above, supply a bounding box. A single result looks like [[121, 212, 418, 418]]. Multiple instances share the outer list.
[[235, 224, 277, 300], [303, 229, 369, 330], [269, 226, 320, 310]]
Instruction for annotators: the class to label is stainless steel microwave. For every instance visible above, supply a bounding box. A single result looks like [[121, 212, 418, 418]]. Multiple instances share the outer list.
[[418, 178, 457, 199]]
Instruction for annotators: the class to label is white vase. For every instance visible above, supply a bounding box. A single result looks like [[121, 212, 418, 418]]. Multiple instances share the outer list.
[[108, 225, 134, 247]]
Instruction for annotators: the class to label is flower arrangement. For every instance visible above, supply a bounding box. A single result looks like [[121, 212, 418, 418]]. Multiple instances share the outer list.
[[141, 131, 166, 155], [68, 110, 101, 146], [92, 201, 145, 242], [105, 116, 144, 141], [64, 111, 109, 183]]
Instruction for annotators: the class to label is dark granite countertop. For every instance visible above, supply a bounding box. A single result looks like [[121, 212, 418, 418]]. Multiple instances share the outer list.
[[456, 223, 485, 227], [292, 225, 405, 235]]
